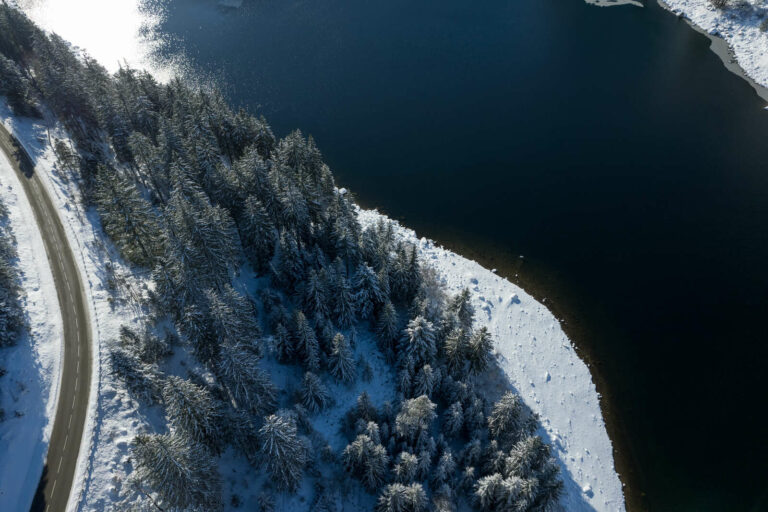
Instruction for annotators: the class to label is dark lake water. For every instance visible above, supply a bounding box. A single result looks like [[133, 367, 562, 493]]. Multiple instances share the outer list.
[[151, 0, 768, 509]]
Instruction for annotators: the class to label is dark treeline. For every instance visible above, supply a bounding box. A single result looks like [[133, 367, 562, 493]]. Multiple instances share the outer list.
[[0, 198, 24, 350], [0, 4, 563, 511], [0, 195, 26, 426]]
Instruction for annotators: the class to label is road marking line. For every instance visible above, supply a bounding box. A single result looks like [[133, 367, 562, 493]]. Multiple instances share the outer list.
[[50, 479, 57, 498], [57, 457, 63, 472], [63, 435, 68, 450], [68, 415, 72, 429]]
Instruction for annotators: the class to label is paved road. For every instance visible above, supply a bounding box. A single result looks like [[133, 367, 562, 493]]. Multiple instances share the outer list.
[[0, 124, 91, 512]]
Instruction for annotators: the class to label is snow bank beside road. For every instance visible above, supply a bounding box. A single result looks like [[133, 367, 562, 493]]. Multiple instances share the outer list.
[[0, 128, 62, 511], [358, 209, 625, 512], [1, 105, 145, 512], [660, 0, 768, 90]]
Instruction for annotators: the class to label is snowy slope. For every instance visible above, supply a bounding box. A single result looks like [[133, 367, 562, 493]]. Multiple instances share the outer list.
[[0, 117, 63, 511], [659, 0, 768, 89], [358, 209, 625, 512]]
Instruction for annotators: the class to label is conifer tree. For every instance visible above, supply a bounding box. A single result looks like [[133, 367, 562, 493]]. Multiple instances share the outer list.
[[272, 322, 292, 362], [488, 392, 527, 450], [94, 167, 163, 267], [467, 327, 493, 376], [352, 263, 382, 319], [394, 452, 418, 483], [162, 376, 224, 453], [109, 348, 160, 404], [294, 311, 321, 371], [303, 268, 328, 319], [334, 274, 355, 329], [258, 414, 307, 492], [432, 450, 457, 486], [448, 288, 475, 332], [400, 316, 437, 367], [376, 483, 427, 512], [240, 195, 276, 273], [443, 402, 464, 438], [413, 364, 440, 399], [443, 328, 468, 378], [216, 340, 277, 416], [376, 301, 399, 360], [132, 433, 222, 510], [342, 434, 390, 492], [395, 395, 437, 444], [328, 333, 356, 383], [300, 371, 332, 413]]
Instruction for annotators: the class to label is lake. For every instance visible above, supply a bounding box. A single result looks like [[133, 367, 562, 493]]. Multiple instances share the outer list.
[[149, 0, 768, 509]]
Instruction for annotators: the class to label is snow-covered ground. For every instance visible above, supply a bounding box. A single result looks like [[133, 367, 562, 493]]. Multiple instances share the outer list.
[[659, 0, 768, 89], [0, 104, 147, 512], [358, 209, 625, 512], [0, 113, 63, 511]]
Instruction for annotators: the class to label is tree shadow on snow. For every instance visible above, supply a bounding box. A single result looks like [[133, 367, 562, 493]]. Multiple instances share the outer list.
[[476, 359, 597, 512]]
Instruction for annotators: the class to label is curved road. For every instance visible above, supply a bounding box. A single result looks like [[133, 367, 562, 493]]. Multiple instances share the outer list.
[[0, 125, 91, 512]]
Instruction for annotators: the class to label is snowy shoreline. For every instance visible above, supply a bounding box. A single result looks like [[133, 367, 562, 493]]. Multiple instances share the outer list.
[[657, 0, 768, 94], [358, 209, 625, 511]]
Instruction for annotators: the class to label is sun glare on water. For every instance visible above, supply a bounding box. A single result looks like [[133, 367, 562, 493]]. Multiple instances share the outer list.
[[16, 0, 172, 81]]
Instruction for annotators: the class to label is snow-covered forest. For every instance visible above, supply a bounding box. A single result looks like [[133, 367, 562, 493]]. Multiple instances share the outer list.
[[0, 193, 26, 424], [0, 196, 24, 352], [0, 4, 564, 510]]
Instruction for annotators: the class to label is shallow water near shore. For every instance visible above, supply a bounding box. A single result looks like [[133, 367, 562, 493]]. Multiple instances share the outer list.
[[18, 0, 768, 509]]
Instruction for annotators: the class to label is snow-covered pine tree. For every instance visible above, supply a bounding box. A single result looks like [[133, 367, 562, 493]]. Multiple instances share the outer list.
[[502, 435, 563, 508], [300, 371, 332, 413], [341, 434, 390, 491], [162, 376, 224, 453], [394, 452, 419, 483], [165, 180, 239, 287], [328, 333, 356, 383], [132, 433, 222, 510], [399, 316, 437, 367], [216, 340, 277, 415], [257, 414, 307, 492], [303, 268, 328, 319], [294, 311, 321, 371], [334, 274, 356, 329], [94, 166, 163, 267], [443, 328, 468, 378], [462, 405, 484, 444], [488, 391, 527, 450], [412, 364, 440, 399], [352, 262, 382, 320], [447, 288, 475, 333], [467, 326, 494, 376], [443, 402, 464, 438], [272, 322, 292, 362], [206, 285, 261, 348], [432, 450, 457, 486], [240, 195, 276, 273], [376, 301, 399, 360], [275, 229, 305, 288], [109, 348, 160, 404], [376, 483, 427, 512], [395, 395, 437, 444], [0, 208, 24, 347]]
